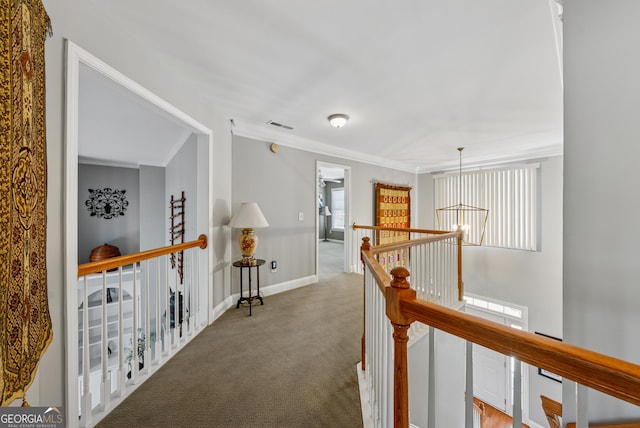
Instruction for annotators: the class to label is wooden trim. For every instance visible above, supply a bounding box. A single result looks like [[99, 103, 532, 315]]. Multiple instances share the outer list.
[[399, 297, 640, 407], [386, 267, 415, 428], [361, 249, 392, 294], [78, 234, 208, 277], [353, 222, 450, 235], [369, 231, 461, 255]]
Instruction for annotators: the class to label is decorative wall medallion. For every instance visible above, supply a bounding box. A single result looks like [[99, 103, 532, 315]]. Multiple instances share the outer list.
[[86, 188, 128, 219]]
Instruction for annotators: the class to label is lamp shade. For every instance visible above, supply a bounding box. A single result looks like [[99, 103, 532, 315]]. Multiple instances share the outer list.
[[319, 206, 331, 216], [229, 202, 269, 229]]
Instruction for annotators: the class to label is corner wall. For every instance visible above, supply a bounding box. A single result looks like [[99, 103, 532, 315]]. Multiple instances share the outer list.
[[563, 0, 640, 421]]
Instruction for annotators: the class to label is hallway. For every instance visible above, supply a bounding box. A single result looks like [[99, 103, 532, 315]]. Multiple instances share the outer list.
[[96, 271, 364, 427]]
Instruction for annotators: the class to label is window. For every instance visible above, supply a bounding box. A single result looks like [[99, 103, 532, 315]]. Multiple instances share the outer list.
[[434, 164, 538, 250], [331, 188, 345, 230]]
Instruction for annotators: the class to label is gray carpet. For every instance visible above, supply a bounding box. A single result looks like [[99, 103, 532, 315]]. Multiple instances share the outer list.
[[97, 271, 364, 428], [319, 240, 344, 280]]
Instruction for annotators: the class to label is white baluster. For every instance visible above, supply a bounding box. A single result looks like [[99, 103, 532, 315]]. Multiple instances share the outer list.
[[80, 275, 92, 427], [155, 257, 161, 363], [465, 341, 473, 428], [117, 266, 126, 396], [101, 270, 110, 410], [576, 384, 589, 428], [513, 358, 522, 427], [143, 260, 150, 373], [131, 266, 138, 383]]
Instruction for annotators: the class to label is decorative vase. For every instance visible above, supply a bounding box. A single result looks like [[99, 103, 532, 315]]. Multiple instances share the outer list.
[[239, 228, 258, 262]]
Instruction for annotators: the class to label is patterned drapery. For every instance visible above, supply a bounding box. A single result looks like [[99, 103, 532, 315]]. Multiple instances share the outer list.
[[374, 183, 411, 269], [0, 0, 52, 406]]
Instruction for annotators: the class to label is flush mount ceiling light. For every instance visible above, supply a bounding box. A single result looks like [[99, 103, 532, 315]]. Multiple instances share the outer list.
[[328, 114, 349, 128]]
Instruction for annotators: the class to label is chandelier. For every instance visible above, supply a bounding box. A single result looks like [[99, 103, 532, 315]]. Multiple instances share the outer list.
[[436, 147, 488, 245]]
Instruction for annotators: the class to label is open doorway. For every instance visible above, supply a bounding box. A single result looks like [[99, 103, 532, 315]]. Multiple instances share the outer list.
[[316, 162, 350, 280]]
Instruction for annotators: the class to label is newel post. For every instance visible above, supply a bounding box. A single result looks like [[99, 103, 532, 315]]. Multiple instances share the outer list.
[[386, 266, 416, 428], [360, 237, 371, 371]]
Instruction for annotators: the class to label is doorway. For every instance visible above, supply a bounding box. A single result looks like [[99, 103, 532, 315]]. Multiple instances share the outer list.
[[316, 162, 350, 280], [465, 294, 529, 421]]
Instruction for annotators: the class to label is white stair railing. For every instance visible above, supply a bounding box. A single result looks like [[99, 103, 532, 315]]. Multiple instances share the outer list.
[[362, 267, 394, 428], [359, 231, 462, 427], [77, 235, 207, 427], [361, 235, 640, 427]]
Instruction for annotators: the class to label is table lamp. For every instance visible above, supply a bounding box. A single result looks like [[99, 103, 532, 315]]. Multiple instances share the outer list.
[[319, 206, 331, 241], [229, 202, 269, 263]]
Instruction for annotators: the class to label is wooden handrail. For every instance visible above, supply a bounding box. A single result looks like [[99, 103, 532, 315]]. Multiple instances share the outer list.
[[360, 230, 463, 297], [353, 222, 451, 235], [361, 248, 393, 294], [78, 234, 208, 277], [368, 231, 461, 255], [398, 296, 640, 407], [362, 248, 640, 427]]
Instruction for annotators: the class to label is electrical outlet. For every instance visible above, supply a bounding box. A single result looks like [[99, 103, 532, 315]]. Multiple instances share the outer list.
[[271, 260, 277, 272]]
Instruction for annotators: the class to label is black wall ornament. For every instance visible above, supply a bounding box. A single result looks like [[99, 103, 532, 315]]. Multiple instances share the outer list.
[[86, 188, 128, 219]]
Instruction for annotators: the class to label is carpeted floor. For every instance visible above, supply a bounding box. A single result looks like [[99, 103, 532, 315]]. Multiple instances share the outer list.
[[97, 269, 364, 428]]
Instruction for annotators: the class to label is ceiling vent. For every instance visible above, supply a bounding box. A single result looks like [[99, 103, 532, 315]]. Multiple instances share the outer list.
[[267, 120, 294, 130]]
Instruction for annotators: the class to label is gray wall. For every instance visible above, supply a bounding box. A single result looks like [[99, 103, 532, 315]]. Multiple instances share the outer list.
[[232, 135, 417, 291], [166, 135, 198, 243], [139, 165, 166, 251], [417, 155, 564, 426], [78, 164, 140, 263], [564, 0, 640, 421]]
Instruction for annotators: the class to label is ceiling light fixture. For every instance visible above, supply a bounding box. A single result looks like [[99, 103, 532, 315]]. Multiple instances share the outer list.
[[328, 114, 349, 128]]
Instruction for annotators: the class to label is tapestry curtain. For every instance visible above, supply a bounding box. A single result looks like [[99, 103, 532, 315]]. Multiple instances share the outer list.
[[0, 0, 52, 406], [374, 182, 411, 270]]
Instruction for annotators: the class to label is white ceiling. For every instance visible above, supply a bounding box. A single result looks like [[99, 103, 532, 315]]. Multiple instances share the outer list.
[[78, 0, 563, 173]]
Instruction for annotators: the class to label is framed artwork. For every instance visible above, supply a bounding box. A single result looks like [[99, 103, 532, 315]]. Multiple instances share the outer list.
[[374, 183, 412, 269], [86, 188, 128, 219], [535, 332, 562, 383]]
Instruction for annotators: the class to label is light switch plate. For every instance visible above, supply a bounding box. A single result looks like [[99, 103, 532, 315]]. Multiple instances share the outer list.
[[298, 211, 304, 221]]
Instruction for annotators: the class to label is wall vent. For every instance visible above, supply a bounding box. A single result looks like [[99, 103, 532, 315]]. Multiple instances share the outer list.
[[267, 120, 294, 130]]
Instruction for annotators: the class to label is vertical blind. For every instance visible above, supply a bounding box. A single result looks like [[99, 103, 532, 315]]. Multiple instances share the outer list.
[[434, 164, 538, 251], [331, 187, 345, 230]]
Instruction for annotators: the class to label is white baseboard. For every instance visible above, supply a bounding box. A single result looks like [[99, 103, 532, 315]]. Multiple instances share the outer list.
[[211, 295, 235, 323], [259, 275, 318, 297], [527, 419, 545, 428], [211, 275, 318, 324], [356, 362, 375, 428]]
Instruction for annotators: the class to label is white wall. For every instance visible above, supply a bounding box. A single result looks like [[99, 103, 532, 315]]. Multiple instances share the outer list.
[[41, 0, 232, 410], [417, 155, 564, 426], [563, 0, 640, 422]]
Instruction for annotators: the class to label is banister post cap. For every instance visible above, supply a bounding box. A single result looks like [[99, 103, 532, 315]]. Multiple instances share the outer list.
[[386, 266, 415, 325], [390, 267, 411, 289]]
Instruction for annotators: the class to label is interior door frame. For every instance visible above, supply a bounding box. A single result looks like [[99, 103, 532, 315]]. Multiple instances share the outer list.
[[316, 161, 351, 276], [465, 295, 530, 422]]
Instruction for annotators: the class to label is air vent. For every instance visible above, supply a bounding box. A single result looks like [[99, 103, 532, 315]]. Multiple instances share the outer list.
[[267, 120, 294, 130]]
